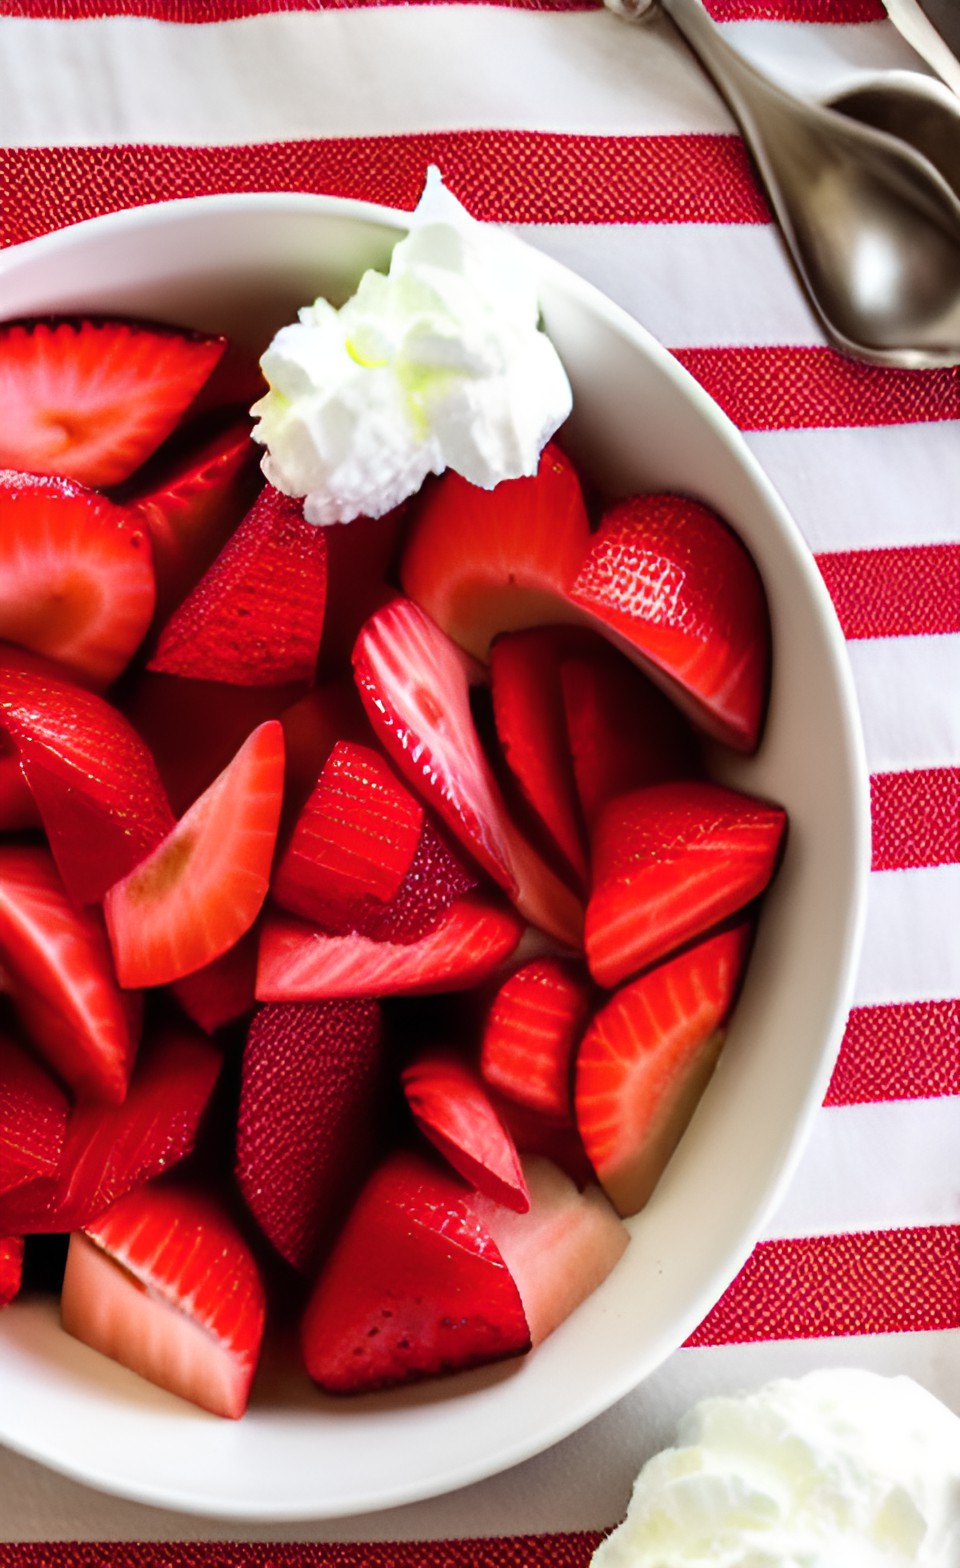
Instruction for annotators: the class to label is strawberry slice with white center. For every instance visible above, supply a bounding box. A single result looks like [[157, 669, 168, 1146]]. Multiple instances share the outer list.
[[353, 598, 583, 948], [273, 739, 424, 918], [256, 895, 525, 1002], [105, 720, 285, 989], [119, 415, 262, 625], [0, 1033, 69, 1195], [0, 471, 155, 688], [559, 643, 701, 831], [0, 317, 226, 488], [300, 1148, 531, 1393], [0, 656, 175, 906], [148, 484, 327, 687], [575, 924, 751, 1214], [0, 1022, 222, 1236], [490, 628, 589, 890], [0, 1236, 23, 1307], [236, 998, 384, 1272], [481, 958, 592, 1124], [401, 1049, 529, 1212], [400, 443, 590, 660], [61, 1181, 266, 1419], [472, 1155, 629, 1346], [0, 845, 139, 1104], [567, 494, 771, 753], [585, 779, 787, 987]]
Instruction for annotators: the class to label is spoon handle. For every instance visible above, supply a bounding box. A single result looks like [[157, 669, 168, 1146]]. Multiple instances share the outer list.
[[658, 0, 792, 145]]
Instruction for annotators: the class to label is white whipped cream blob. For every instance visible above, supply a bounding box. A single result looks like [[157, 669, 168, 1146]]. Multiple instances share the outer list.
[[592, 1371, 960, 1568], [250, 167, 573, 525]]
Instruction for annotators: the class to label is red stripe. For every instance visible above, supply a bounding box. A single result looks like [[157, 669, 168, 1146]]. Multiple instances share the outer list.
[[816, 544, 960, 639], [870, 768, 960, 872], [826, 1000, 960, 1106], [0, 0, 885, 15], [673, 346, 960, 430], [687, 1224, 960, 1345], [0, 1544, 601, 1568], [0, 136, 768, 250]]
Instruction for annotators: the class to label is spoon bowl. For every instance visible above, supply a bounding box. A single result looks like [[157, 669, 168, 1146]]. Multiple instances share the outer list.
[[826, 69, 960, 204]]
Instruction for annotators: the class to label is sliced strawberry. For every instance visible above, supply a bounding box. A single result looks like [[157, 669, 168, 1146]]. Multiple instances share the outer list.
[[0, 743, 38, 830], [567, 494, 770, 753], [273, 740, 424, 918], [481, 958, 591, 1123], [0, 657, 175, 905], [256, 893, 524, 1002], [490, 628, 588, 889], [62, 1181, 266, 1419], [0, 845, 139, 1104], [0, 317, 226, 488], [125, 669, 301, 818], [585, 780, 786, 986], [0, 1022, 222, 1235], [236, 998, 384, 1272], [300, 1148, 530, 1393], [560, 643, 701, 830], [575, 924, 751, 1214], [277, 679, 370, 831], [170, 925, 259, 1034], [104, 720, 285, 989], [491, 1094, 595, 1190], [472, 1156, 629, 1346], [0, 1033, 70, 1195], [318, 504, 410, 673], [353, 598, 583, 948], [400, 443, 590, 660], [0, 471, 155, 688], [148, 484, 327, 687], [0, 1236, 23, 1306], [118, 415, 262, 624], [402, 1049, 529, 1212]]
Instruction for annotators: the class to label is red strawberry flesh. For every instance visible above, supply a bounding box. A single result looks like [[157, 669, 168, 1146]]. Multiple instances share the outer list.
[[402, 1049, 529, 1212], [0, 1033, 69, 1195], [0, 1235, 23, 1306], [481, 958, 591, 1123]]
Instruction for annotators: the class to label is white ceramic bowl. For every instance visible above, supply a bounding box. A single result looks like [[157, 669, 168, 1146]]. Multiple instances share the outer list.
[[0, 194, 870, 1520]]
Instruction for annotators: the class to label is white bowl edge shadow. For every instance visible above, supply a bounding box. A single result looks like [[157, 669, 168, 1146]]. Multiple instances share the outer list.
[[0, 194, 871, 1521]]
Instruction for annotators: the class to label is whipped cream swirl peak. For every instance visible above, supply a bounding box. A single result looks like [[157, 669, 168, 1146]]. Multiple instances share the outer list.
[[250, 167, 573, 526], [592, 1370, 960, 1568]]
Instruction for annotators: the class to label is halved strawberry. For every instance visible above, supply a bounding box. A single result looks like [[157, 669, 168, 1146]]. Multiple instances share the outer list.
[[560, 643, 701, 830], [567, 494, 770, 753], [277, 679, 370, 832], [148, 484, 327, 687], [0, 318, 226, 488], [0, 845, 139, 1104], [0, 1033, 69, 1195], [236, 998, 384, 1272], [104, 720, 285, 989], [490, 1094, 595, 1190], [118, 415, 262, 624], [481, 958, 591, 1123], [273, 740, 424, 919], [318, 504, 410, 673], [400, 443, 590, 660], [62, 1181, 266, 1419], [353, 598, 583, 948], [575, 924, 751, 1214], [489, 628, 588, 889], [401, 1049, 529, 1212], [256, 894, 524, 1002], [0, 471, 155, 688], [0, 656, 175, 905], [169, 925, 259, 1034], [585, 780, 786, 986], [0, 1022, 222, 1235], [300, 1148, 530, 1393], [0, 1236, 23, 1306]]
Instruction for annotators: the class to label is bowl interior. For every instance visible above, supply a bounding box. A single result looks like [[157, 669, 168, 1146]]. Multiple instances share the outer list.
[[0, 195, 869, 1520]]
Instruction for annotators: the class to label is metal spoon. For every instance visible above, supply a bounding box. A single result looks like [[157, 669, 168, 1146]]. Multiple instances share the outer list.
[[826, 69, 960, 205], [606, 0, 960, 368]]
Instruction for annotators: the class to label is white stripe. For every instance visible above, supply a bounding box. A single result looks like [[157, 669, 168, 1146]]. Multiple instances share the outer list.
[[854, 864, 960, 1008], [723, 15, 929, 95], [762, 1097, 960, 1241], [846, 635, 960, 773], [0, 13, 919, 148], [746, 425, 960, 553]]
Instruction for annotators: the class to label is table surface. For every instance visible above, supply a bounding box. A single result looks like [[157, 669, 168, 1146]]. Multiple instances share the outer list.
[[0, 0, 958, 1549]]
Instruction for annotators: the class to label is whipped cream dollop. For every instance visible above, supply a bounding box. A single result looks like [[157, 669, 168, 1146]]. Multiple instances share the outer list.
[[592, 1370, 960, 1568], [250, 168, 573, 525]]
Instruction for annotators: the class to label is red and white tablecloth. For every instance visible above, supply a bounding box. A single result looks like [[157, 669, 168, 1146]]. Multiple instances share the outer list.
[[0, 0, 957, 1555]]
